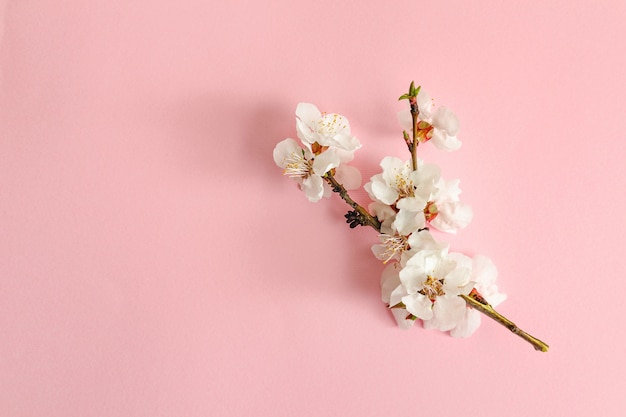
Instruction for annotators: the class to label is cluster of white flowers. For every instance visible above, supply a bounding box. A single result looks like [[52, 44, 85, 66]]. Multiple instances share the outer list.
[[273, 86, 506, 339], [273, 103, 362, 202]]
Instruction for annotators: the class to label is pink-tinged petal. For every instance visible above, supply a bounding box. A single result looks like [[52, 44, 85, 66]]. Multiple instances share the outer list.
[[486, 291, 507, 307], [372, 243, 388, 262], [295, 103, 322, 145], [332, 132, 361, 152], [321, 181, 332, 199], [450, 308, 481, 338], [335, 148, 355, 164], [431, 129, 462, 152], [432, 295, 466, 331], [434, 178, 461, 203], [334, 164, 362, 190], [311, 149, 340, 175], [380, 262, 401, 303], [416, 89, 433, 120], [431, 201, 473, 233], [273, 138, 302, 168], [472, 255, 507, 307], [390, 308, 416, 329], [414, 162, 441, 186], [295, 102, 322, 125], [301, 175, 324, 202], [448, 252, 473, 270], [363, 176, 378, 201], [402, 293, 433, 321], [432, 106, 459, 136], [472, 255, 497, 285]]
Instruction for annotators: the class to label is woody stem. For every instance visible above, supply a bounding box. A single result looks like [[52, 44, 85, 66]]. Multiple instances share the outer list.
[[410, 99, 419, 171], [324, 171, 381, 232], [460, 292, 549, 352]]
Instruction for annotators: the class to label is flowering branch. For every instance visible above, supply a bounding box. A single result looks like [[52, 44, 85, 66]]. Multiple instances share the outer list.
[[273, 82, 549, 352], [326, 176, 549, 351]]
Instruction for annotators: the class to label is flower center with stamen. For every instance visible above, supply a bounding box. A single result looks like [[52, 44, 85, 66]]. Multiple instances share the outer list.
[[421, 275, 445, 301], [395, 174, 415, 199], [283, 151, 313, 179], [379, 234, 409, 263], [317, 113, 347, 136]]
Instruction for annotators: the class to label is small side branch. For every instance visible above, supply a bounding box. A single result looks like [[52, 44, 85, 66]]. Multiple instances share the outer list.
[[324, 172, 381, 232], [460, 292, 549, 352]]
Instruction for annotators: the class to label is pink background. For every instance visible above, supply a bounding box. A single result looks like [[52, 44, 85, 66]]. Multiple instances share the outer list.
[[1, 1, 625, 416]]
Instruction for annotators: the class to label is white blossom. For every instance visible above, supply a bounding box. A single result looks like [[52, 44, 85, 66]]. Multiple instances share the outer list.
[[380, 262, 415, 329], [429, 178, 473, 234], [295, 103, 361, 153], [364, 157, 439, 235], [383, 249, 506, 337], [389, 249, 474, 332], [397, 88, 461, 151], [273, 138, 339, 202], [446, 254, 506, 338], [431, 106, 461, 151]]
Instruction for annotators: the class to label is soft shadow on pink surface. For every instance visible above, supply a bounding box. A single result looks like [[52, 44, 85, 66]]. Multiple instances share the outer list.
[[237, 99, 391, 311]]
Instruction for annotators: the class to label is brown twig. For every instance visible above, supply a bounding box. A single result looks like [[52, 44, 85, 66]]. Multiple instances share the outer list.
[[460, 292, 549, 352]]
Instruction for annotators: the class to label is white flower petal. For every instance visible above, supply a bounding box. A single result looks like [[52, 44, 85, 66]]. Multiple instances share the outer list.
[[398, 264, 427, 295], [431, 202, 473, 233], [379, 156, 406, 185], [335, 148, 356, 164], [331, 131, 361, 152], [434, 178, 461, 203], [472, 255, 507, 307], [450, 308, 481, 338], [402, 293, 433, 321], [371, 178, 399, 205], [393, 209, 425, 236], [389, 285, 408, 308], [295, 103, 323, 145], [311, 149, 340, 175], [432, 295, 466, 331], [431, 129, 462, 152], [301, 175, 324, 202], [432, 106, 459, 136], [273, 138, 302, 168], [390, 308, 416, 329], [296, 102, 322, 123], [368, 202, 396, 235], [380, 263, 401, 304], [406, 230, 448, 253], [443, 266, 473, 295], [416, 89, 433, 120], [396, 196, 427, 212]]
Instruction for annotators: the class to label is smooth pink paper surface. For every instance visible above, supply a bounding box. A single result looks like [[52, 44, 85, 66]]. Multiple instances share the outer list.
[[2, 1, 625, 416]]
